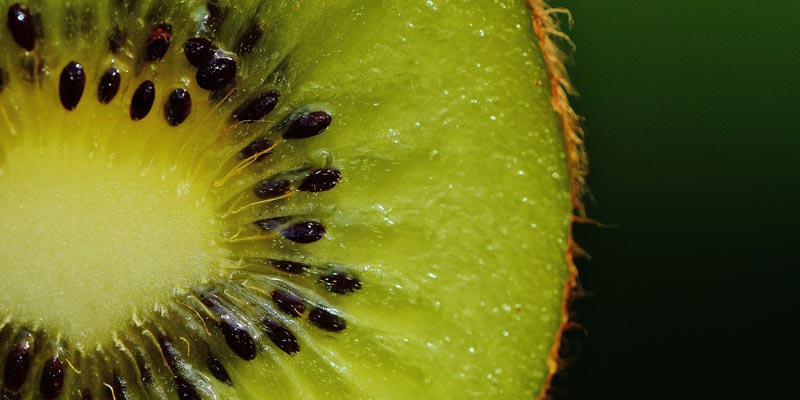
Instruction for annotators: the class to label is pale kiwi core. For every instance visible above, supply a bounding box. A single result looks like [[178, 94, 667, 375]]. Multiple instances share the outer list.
[[0, 143, 219, 341]]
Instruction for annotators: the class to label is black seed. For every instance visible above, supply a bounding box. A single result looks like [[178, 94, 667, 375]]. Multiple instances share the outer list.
[[196, 57, 236, 90], [268, 259, 309, 274], [309, 307, 347, 332], [219, 320, 256, 361], [130, 80, 155, 121], [298, 168, 342, 192], [271, 290, 306, 317], [253, 178, 291, 200], [320, 270, 362, 294], [283, 111, 332, 139], [198, 293, 218, 309], [145, 23, 171, 61], [112, 375, 129, 400], [207, 354, 232, 385], [232, 91, 279, 123], [264, 319, 299, 355], [133, 352, 153, 388], [164, 88, 192, 126], [183, 37, 215, 67], [81, 389, 92, 400], [108, 26, 125, 54], [253, 216, 290, 232], [281, 221, 326, 243], [3, 345, 31, 391], [40, 357, 64, 400], [0, 67, 6, 93], [59, 61, 85, 111], [236, 23, 263, 55], [205, 0, 227, 34], [7, 4, 36, 51], [157, 337, 180, 372], [97, 67, 121, 104], [238, 137, 274, 161], [175, 376, 201, 400]]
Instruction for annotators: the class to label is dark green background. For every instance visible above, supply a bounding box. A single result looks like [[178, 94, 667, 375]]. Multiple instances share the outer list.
[[548, 1, 800, 399]]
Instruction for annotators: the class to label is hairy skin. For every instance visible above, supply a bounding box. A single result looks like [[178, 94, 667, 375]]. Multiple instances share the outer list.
[[529, 1, 586, 399]]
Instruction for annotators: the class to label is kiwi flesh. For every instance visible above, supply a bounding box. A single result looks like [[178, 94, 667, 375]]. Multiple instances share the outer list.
[[0, 1, 578, 399]]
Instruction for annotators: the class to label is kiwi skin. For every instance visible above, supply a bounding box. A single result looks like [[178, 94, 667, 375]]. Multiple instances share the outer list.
[[530, 1, 586, 399], [0, 0, 581, 399]]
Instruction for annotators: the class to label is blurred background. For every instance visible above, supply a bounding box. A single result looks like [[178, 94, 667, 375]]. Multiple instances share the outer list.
[[548, 1, 800, 399]]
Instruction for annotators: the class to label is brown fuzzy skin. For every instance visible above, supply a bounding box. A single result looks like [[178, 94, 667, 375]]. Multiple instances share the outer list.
[[528, 1, 587, 399]]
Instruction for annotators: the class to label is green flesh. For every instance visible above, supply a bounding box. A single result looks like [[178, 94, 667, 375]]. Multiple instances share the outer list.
[[0, 0, 572, 399]]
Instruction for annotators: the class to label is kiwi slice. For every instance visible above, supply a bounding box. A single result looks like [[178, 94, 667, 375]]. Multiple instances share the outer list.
[[0, 0, 579, 399]]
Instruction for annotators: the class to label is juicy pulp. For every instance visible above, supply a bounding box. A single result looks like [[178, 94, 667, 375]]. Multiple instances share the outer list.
[[0, 0, 573, 399]]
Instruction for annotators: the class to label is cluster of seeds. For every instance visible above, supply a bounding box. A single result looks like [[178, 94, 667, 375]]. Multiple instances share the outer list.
[[0, 2, 362, 399]]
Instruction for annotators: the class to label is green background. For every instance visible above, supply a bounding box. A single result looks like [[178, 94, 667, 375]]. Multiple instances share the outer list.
[[548, 1, 799, 399]]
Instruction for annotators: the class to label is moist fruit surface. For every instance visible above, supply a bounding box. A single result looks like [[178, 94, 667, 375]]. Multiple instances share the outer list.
[[0, 1, 574, 399]]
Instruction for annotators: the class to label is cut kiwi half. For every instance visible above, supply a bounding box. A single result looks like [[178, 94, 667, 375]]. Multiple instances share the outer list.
[[0, 0, 581, 399]]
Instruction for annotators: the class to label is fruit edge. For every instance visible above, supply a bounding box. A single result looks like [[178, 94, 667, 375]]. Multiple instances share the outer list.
[[529, 1, 587, 400]]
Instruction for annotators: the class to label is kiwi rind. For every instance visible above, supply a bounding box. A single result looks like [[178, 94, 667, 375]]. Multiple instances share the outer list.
[[530, 1, 586, 399], [0, 0, 578, 399]]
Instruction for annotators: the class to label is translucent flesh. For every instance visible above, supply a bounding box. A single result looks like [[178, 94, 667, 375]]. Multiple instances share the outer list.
[[0, 0, 571, 399], [0, 144, 220, 342]]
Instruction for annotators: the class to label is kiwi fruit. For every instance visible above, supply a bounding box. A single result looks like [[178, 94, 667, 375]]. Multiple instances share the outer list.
[[0, 0, 581, 399]]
